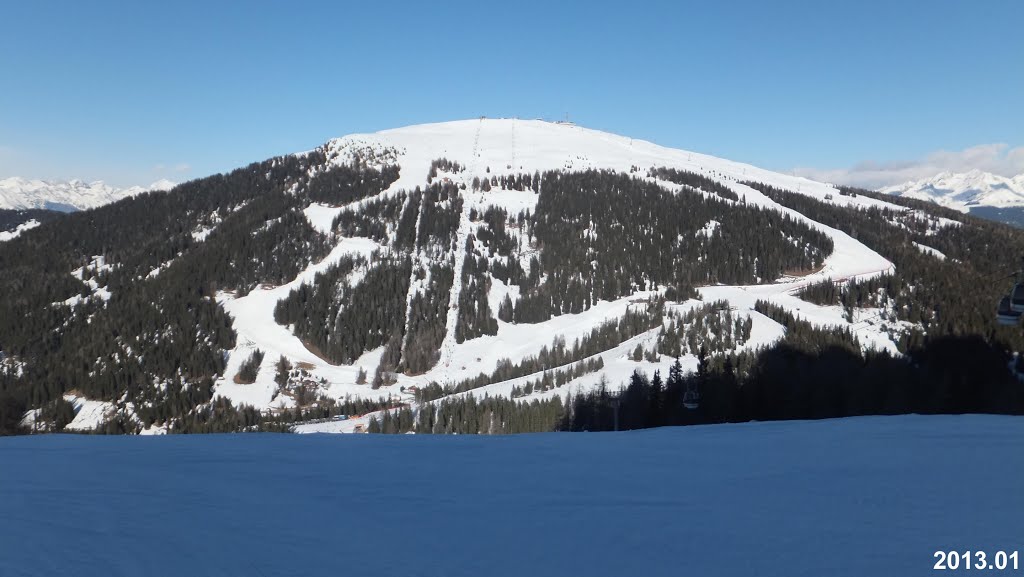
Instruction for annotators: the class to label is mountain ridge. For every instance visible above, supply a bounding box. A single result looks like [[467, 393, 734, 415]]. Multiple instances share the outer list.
[[0, 176, 176, 212], [879, 169, 1024, 212]]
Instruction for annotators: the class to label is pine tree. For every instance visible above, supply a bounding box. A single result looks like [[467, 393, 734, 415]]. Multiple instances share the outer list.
[[650, 370, 663, 425], [668, 357, 683, 389], [632, 343, 644, 362], [275, 355, 291, 387], [236, 350, 264, 384], [498, 294, 514, 322]]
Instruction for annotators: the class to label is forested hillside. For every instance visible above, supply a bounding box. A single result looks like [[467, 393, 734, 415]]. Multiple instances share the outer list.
[[2, 118, 1022, 437]]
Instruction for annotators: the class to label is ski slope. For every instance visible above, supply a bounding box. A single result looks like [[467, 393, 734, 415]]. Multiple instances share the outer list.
[[205, 119, 906, 422], [1, 415, 1020, 577], [214, 236, 394, 410]]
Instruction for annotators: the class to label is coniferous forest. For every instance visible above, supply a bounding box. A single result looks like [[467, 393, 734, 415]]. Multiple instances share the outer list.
[[0, 209, 65, 232]]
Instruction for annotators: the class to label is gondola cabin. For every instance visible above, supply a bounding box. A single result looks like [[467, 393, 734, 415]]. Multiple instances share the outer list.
[[1011, 283, 1024, 313], [997, 296, 1022, 326]]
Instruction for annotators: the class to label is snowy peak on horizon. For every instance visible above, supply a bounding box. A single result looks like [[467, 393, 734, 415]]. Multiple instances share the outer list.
[[0, 177, 176, 212], [879, 169, 1024, 212]]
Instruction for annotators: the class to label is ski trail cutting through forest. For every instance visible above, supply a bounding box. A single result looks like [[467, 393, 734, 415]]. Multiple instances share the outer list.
[[434, 118, 483, 377]]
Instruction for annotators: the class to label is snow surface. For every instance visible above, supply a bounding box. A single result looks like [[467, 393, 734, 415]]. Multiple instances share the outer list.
[[913, 241, 947, 260], [881, 169, 1024, 212], [0, 219, 39, 242], [698, 219, 720, 238], [215, 119, 906, 424], [61, 394, 116, 432], [302, 202, 346, 235], [0, 177, 174, 211], [1, 415, 1021, 577]]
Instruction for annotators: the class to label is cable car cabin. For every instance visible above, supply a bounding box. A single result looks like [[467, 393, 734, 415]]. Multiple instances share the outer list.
[[683, 389, 700, 410], [1011, 283, 1024, 313], [997, 296, 1022, 326]]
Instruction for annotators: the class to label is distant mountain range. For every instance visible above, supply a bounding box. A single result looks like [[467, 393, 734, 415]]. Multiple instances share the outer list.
[[880, 170, 1024, 226], [0, 177, 176, 212]]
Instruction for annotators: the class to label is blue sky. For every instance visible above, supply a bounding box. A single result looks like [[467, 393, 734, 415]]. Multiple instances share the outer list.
[[1, 0, 1021, 188]]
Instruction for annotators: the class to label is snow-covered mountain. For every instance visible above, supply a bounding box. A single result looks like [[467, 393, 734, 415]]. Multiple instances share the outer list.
[[0, 177, 176, 211], [880, 169, 1024, 212], [4, 118, 1017, 438]]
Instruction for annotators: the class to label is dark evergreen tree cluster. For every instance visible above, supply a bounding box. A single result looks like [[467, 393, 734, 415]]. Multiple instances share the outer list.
[[415, 182, 463, 253], [0, 208, 65, 232], [188, 191, 332, 297], [274, 355, 292, 387], [506, 170, 833, 323], [332, 192, 408, 243], [454, 247, 499, 343], [263, 396, 403, 428], [427, 158, 465, 183], [794, 278, 844, 306], [235, 349, 264, 384], [369, 394, 564, 435], [453, 206, 532, 338], [401, 263, 455, 374], [795, 277, 894, 323], [275, 257, 411, 365], [470, 171, 540, 193], [657, 301, 753, 357], [165, 397, 276, 434], [470, 206, 521, 258], [648, 166, 740, 201], [303, 161, 399, 206], [273, 255, 368, 356], [509, 357, 605, 398], [560, 335, 1024, 433]]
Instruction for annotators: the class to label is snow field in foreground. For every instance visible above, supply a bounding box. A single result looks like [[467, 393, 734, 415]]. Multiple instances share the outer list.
[[1, 414, 1021, 577]]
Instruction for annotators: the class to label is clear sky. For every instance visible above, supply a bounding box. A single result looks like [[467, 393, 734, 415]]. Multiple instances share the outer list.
[[1, 0, 1021, 188]]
